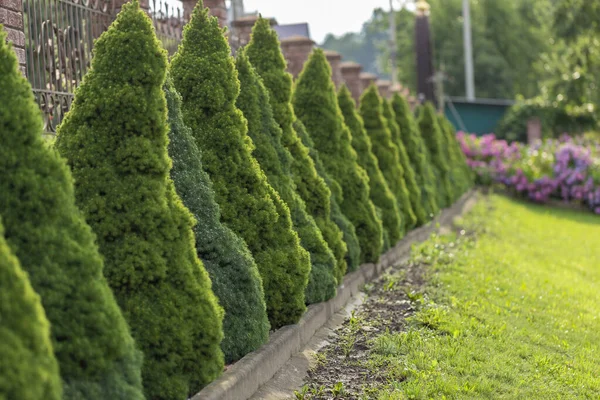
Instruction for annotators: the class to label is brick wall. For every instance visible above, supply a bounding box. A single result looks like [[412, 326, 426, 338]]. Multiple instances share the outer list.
[[376, 80, 391, 99], [1, 0, 25, 74], [324, 50, 342, 88], [340, 61, 362, 104], [280, 35, 314, 78]]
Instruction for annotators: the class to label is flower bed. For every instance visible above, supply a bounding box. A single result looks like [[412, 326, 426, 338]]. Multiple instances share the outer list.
[[458, 133, 600, 214]]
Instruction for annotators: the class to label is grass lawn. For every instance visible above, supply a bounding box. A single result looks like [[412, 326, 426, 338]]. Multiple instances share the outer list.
[[371, 194, 600, 399]]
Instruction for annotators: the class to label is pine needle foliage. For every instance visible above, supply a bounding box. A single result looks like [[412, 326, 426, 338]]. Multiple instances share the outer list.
[[338, 86, 401, 250], [0, 27, 144, 400], [235, 50, 337, 303], [293, 49, 383, 264], [170, 2, 310, 328], [165, 78, 269, 363], [55, 3, 224, 398], [245, 17, 348, 281], [438, 116, 474, 197], [391, 93, 439, 218], [382, 99, 428, 226], [359, 85, 416, 232], [417, 103, 455, 208], [0, 219, 62, 400]]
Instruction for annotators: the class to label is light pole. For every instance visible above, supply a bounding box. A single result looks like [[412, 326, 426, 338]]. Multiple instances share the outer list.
[[463, 0, 475, 101], [389, 0, 398, 85]]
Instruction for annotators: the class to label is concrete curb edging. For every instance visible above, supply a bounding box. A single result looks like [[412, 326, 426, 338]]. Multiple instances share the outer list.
[[193, 190, 478, 400]]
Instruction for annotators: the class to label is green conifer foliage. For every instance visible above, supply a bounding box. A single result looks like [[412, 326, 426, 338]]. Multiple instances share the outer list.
[[391, 93, 439, 218], [245, 17, 348, 281], [382, 99, 428, 226], [165, 78, 269, 363], [0, 28, 144, 400], [235, 50, 336, 304], [359, 85, 416, 232], [438, 116, 473, 196], [295, 121, 362, 272], [293, 49, 383, 264], [55, 4, 224, 398], [0, 220, 61, 400], [170, 3, 310, 328], [417, 103, 455, 208], [338, 86, 401, 250]]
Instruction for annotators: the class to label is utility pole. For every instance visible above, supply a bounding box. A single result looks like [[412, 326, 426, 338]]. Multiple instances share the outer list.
[[389, 0, 398, 85], [462, 0, 475, 101]]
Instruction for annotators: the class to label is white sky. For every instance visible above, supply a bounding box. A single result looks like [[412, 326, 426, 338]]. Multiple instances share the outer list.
[[243, 0, 396, 43]]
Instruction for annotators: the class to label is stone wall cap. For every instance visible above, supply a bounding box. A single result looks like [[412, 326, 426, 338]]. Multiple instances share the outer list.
[[340, 61, 362, 71], [280, 35, 315, 45], [323, 49, 342, 60], [232, 15, 277, 27], [376, 79, 392, 87], [359, 72, 378, 80]]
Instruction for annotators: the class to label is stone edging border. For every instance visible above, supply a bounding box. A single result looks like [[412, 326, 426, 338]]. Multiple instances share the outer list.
[[192, 190, 478, 400]]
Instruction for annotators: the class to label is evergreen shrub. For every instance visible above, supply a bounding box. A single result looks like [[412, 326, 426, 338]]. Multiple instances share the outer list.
[[55, 3, 224, 398], [438, 115, 474, 196], [0, 27, 145, 400], [170, 2, 310, 328]]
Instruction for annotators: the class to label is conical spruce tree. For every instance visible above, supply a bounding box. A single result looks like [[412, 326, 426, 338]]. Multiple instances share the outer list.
[[170, 3, 310, 328], [235, 50, 337, 303], [382, 98, 428, 226], [165, 78, 269, 363], [359, 85, 416, 233], [0, 219, 62, 400], [246, 17, 348, 281], [391, 93, 439, 218], [338, 86, 401, 250], [0, 28, 144, 400], [295, 120, 362, 272], [438, 115, 473, 196], [417, 103, 454, 208], [55, 3, 224, 398], [293, 49, 383, 264]]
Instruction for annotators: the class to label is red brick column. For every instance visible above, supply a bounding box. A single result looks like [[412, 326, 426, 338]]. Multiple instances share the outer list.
[[182, 0, 226, 26], [360, 72, 378, 93], [1, 0, 25, 75], [280, 35, 314, 78], [324, 49, 342, 88], [376, 80, 391, 99], [230, 15, 276, 52], [340, 61, 362, 104]]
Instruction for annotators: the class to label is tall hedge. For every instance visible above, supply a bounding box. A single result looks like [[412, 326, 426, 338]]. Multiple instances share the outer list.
[[359, 85, 416, 233], [417, 103, 454, 208], [293, 49, 383, 264], [165, 78, 269, 363], [438, 115, 473, 196], [382, 98, 428, 226], [170, 3, 310, 328], [0, 219, 61, 400], [0, 28, 144, 400], [295, 120, 362, 272], [55, 3, 224, 398], [236, 50, 337, 303], [246, 17, 348, 281], [338, 86, 401, 250], [391, 93, 439, 218]]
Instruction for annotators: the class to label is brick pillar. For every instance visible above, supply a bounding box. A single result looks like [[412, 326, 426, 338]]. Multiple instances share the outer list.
[[204, 0, 227, 27], [340, 61, 362, 104], [360, 72, 378, 92], [230, 15, 276, 52], [1, 0, 26, 75], [324, 50, 342, 88], [390, 83, 402, 97], [527, 117, 542, 144], [376, 80, 391, 99], [280, 35, 314, 79]]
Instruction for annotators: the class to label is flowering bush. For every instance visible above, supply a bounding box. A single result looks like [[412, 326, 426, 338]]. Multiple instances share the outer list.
[[458, 132, 600, 214]]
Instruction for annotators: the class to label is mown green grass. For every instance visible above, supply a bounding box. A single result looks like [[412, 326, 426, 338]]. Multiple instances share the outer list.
[[371, 195, 600, 399]]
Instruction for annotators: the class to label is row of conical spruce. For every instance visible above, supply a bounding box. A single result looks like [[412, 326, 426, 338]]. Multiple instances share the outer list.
[[0, 0, 472, 399]]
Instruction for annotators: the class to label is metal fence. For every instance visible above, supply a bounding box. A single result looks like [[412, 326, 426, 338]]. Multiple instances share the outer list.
[[22, 0, 185, 135]]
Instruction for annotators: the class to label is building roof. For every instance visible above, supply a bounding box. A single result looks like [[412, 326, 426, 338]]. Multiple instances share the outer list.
[[273, 23, 311, 40]]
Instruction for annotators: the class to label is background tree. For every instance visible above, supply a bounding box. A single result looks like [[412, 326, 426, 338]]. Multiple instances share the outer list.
[[55, 3, 224, 398], [236, 49, 337, 303], [338, 85, 401, 250], [391, 93, 439, 218], [170, 3, 310, 328], [0, 28, 144, 400], [382, 98, 427, 226], [294, 49, 383, 264], [418, 103, 454, 208], [0, 219, 61, 400], [246, 17, 348, 282], [360, 85, 416, 232], [165, 78, 269, 363]]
